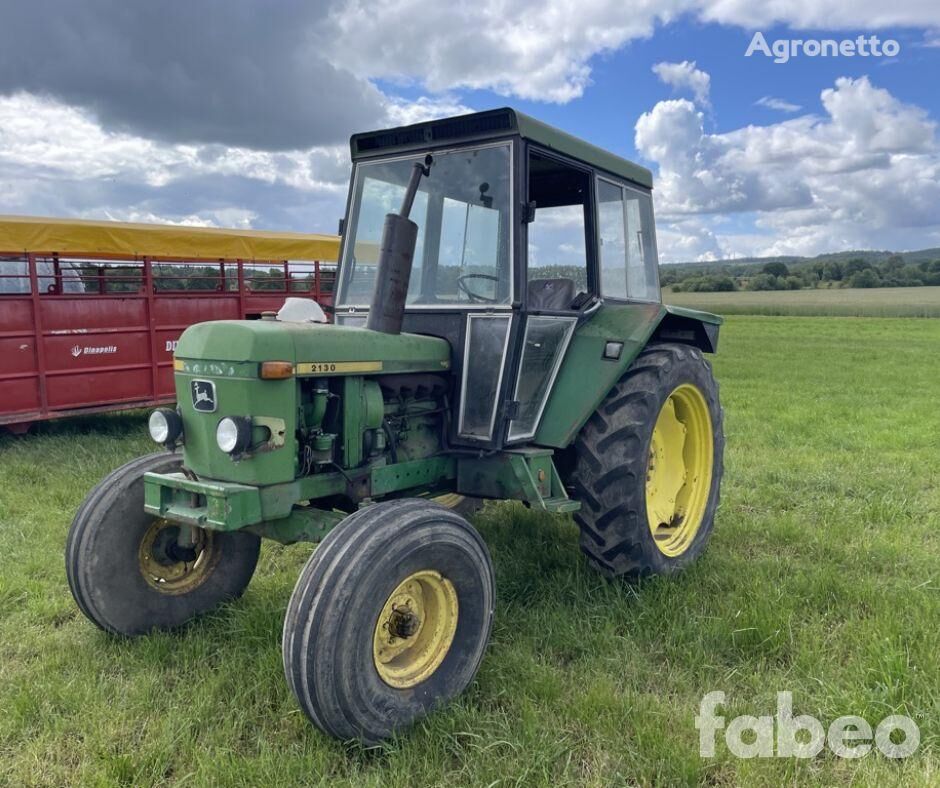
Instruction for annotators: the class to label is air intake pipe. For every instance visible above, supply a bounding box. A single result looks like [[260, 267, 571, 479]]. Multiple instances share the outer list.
[[366, 155, 432, 335]]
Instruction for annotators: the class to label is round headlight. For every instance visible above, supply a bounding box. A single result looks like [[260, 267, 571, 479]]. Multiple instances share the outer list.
[[216, 416, 251, 454], [148, 408, 182, 445]]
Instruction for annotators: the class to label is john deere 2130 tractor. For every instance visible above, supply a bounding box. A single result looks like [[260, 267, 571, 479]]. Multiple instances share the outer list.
[[67, 109, 724, 743]]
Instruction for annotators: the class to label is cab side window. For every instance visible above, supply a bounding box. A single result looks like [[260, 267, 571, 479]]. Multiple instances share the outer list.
[[596, 177, 660, 301], [526, 151, 591, 310]]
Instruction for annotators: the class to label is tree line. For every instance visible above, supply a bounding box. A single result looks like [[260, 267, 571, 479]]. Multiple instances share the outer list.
[[663, 256, 940, 293]]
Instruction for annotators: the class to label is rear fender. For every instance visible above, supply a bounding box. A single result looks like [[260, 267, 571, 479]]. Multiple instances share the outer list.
[[651, 305, 722, 353], [533, 303, 722, 449]]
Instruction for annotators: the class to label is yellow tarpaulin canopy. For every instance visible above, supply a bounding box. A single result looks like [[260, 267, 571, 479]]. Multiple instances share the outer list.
[[353, 240, 381, 265], [0, 215, 341, 261]]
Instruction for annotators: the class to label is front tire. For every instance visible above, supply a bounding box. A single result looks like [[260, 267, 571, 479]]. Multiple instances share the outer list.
[[282, 499, 495, 743], [66, 453, 261, 636], [570, 343, 724, 578]]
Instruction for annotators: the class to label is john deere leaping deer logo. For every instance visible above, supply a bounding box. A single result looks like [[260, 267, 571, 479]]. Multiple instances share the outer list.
[[190, 380, 217, 413]]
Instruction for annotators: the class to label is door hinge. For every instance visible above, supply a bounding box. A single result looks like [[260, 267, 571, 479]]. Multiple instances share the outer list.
[[522, 201, 536, 224]]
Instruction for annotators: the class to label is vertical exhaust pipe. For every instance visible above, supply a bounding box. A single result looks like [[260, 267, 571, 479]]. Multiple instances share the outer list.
[[366, 155, 432, 335]]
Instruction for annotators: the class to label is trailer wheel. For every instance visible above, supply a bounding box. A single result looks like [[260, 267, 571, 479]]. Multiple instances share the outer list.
[[570, 343, 724, 578], [66, 452, 261, 636], [282, 499, 494, 743]]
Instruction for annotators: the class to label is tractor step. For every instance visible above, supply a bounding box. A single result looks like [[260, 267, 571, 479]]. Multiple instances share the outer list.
[[457, 451, 580, 514], [541, 496, 581, 513]]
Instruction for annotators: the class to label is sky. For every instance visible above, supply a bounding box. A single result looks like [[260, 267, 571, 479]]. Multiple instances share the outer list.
[[0, 1, 939, 262]]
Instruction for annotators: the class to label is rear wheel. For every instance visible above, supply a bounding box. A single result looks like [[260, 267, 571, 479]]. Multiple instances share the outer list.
[[66, 453, 261, 636], [282, 499, 494, 743], [570, 343, 724, 578]]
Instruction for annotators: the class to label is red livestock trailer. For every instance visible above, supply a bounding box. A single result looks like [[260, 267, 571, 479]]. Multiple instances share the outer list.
[[0, 216, 340, 433]]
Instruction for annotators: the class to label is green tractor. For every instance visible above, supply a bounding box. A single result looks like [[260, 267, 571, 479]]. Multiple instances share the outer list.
[[67, 108, 724, 743]]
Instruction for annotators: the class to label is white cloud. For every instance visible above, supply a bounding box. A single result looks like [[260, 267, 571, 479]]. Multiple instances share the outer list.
[[0, 93, 350, 192], [96, 208, 258, 229], [1, 1, 936, 149], [652, 61, 711, 106], [756, 96, 802, 113], [698, 0, 940, 30], [323, 0, 940, 105], [0, 91, 478, 229], [325, 0, 676, 103], [385, 96, 475, 127], [0, 92, 355, 230], [637, 76, 940, 260]]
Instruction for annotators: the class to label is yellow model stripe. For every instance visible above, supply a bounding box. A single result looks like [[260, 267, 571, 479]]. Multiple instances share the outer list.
[[296, 361, 383, 375], [173, 358, 185, 371]]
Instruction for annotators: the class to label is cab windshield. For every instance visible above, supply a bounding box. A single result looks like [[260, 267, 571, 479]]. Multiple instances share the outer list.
[[337, 143, 512, 307]]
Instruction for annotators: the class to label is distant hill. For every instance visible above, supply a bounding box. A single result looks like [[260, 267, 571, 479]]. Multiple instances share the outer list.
[[667, 248, 940, 270]]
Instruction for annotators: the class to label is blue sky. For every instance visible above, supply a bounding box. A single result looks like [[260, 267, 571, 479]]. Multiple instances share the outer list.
[[578, 27, 930, 150], [0, 2, 938, 261], [388, 22, 938, 161]]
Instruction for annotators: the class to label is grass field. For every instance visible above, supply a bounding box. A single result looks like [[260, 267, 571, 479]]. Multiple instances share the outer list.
[[1, 316, 938, 786], [665, 285, 940, 317]]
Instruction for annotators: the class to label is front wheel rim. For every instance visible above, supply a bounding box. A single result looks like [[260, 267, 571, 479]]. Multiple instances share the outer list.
[[138, 519, 216, 594], [373, 570, 458, 689], [433, 493, 466, 509], [645, 383, 714, 557]]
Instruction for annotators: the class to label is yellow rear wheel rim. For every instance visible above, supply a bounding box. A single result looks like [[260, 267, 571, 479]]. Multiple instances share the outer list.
[[373, 570, 458, 689], [645, 384, 714, 557]]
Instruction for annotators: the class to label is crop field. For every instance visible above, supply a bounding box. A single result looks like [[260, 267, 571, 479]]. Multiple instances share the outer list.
[[1, 316, 938, 786], [665, 285, 940, 317]]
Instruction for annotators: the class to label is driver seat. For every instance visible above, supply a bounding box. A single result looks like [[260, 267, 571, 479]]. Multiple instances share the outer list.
[[527, 278, 575, 311]]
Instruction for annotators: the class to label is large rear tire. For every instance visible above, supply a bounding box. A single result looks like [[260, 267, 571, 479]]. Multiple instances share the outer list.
[[66, 453, 261, 636], [569, 343, 724, 578], [282, 499, 495, 743]]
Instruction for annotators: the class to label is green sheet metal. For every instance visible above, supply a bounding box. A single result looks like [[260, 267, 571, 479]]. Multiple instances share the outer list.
[[663, 304, 723, 325], [175, 321, 451, 375], [513, 111, 653, 188], [534, 302, 665, 448]]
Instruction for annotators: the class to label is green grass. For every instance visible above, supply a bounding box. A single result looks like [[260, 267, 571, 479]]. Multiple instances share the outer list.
[[665, 285, 940, 317], [1, 316, 938, 786]]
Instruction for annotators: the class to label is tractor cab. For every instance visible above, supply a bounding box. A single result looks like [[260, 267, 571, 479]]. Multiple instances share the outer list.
[[334, 108, 669, 449]]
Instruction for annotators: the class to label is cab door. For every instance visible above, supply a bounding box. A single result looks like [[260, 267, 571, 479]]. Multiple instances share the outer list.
[[502, 147, 594, 444], [529, 173, 663, 449]]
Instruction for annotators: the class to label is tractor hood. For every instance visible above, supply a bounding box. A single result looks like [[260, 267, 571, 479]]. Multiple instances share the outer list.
[[170, 320, 451, 487], [175, 320, 452, 375]]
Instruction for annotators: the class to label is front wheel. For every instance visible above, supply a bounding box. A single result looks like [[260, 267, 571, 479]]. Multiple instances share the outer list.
[[570, 343, 724, 578], [282, 499, 495, 743], [66, 453, 261, 636]]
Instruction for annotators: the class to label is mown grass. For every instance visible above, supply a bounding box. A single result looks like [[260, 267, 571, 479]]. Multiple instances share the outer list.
[[665, 285, 940, 317], [1, 316, 938, 786]]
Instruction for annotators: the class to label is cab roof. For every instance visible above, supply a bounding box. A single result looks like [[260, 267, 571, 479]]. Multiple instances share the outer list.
[[350, 107, 653, 190]]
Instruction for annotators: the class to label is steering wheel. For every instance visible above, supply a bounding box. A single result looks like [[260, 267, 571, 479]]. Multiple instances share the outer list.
[[457, 273, 500, 303]]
